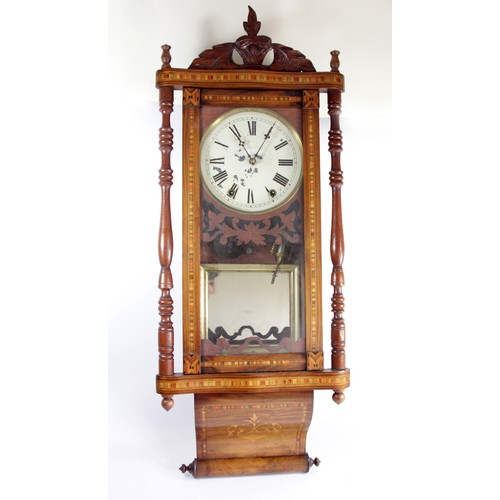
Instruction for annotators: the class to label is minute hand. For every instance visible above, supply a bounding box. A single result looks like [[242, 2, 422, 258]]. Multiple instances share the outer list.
[[254, 122, 275, 159]]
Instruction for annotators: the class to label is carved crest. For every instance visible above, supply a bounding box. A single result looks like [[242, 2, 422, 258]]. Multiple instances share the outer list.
[[189, 6, 315, 72]]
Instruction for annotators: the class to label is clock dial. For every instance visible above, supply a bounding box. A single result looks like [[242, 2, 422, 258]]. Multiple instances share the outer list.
[[200, 109, 303, 213]]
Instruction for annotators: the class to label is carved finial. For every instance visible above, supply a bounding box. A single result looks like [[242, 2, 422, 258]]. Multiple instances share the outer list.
[[244, 6, 261, 36], [330, 50, 340, 72], [161, 396, 174, 411], [189, 6, 315, 71], [308, 457, 321, 468], [161, 44, 172, 69], [332, 391, 345, 405], [179, 460, 196, 475]]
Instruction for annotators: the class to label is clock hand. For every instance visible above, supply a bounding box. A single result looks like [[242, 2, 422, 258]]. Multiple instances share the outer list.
[[240, 141, 254, 162], [270, 242, 286, 284], [254, 122, 275, 159], [265, 186, 277, 198], [229, 125, 255, 163]]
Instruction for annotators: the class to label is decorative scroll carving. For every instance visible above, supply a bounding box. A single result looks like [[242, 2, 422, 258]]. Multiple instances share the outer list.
[[328, 53, 346, 388], [202, 327, 305, 355], [158, 86, 175, 390], [201, 199, 302, 247], [209, 325, 291, 344], [189, 7, 315, 72]]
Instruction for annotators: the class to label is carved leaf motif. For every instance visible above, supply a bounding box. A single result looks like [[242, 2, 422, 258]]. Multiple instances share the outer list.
[[206, 209, 225, 231], [201, 201, 301, 247], [190, 43, 238, 70], [243, 6, 261, 36], [279, 210, 298, 232], [188, 7, 315, 72], [269, 44, 316, 72], [237, 221, 266, 245]]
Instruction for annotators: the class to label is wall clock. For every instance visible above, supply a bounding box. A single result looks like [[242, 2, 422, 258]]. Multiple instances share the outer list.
[[156, 6, 349, 478]]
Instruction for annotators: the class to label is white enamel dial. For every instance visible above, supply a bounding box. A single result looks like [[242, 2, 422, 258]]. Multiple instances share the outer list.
[[200, 108, 303, 213]]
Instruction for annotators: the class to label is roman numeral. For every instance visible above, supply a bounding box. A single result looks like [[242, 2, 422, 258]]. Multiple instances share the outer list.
[[229, 125, 241, 139], [213, 170, 228, 186], [228, 183, 239, 199], [209, 157, 225, 164], [248, 121, 256, 135], [247, 189, 254, 204], [214, 140, 229, 149], [278, 159, 293, 166], [274, 140, 288, 151], [273, 173, 289, 187]]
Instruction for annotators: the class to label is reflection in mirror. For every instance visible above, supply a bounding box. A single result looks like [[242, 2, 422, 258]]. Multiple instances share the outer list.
[[200, 264, 303, 355]]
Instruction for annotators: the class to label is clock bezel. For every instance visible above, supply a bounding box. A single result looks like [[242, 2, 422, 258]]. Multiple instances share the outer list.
[[199, 107, 304, 215]]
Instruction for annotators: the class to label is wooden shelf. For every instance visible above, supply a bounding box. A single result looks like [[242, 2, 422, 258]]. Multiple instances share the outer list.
[[157, 369, 350, 396], [156, 68, 344, 92]]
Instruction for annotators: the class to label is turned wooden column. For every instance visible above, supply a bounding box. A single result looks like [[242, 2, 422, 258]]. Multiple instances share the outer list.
[[328, 51, 346, 405], [158, 45, 175, 411]]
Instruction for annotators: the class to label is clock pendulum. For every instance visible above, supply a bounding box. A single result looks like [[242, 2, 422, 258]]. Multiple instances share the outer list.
[[156, 6, 349, 478]]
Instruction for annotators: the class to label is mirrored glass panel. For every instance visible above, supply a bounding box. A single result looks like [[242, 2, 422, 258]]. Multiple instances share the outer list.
[[200, 264, 303, 355]]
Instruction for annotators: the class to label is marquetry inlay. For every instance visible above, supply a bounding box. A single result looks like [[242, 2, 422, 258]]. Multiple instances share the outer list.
[[202, 358, 299, 370], [302, 105, 323, 360], [182, 88, 201, 367], [201, 93, 303, 107], [157, 69, 345, 91], [303, 90, 320, 109], [157, 370, 350, 395]]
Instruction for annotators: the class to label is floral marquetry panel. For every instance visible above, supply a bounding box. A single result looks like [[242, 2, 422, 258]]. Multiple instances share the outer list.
[[195, 392, 313, 460]]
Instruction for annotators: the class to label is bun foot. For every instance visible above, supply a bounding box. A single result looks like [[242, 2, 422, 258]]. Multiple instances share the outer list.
[[308, 456, 321, 468]]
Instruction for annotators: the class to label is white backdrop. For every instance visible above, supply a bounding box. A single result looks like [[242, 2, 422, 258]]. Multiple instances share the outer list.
[[106, 1, 500, 499], [4, 1, 498, 499], [108, 2, 392, 498]]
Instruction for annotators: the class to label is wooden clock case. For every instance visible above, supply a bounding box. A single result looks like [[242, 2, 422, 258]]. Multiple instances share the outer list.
[[156, 7, 349, 478]]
